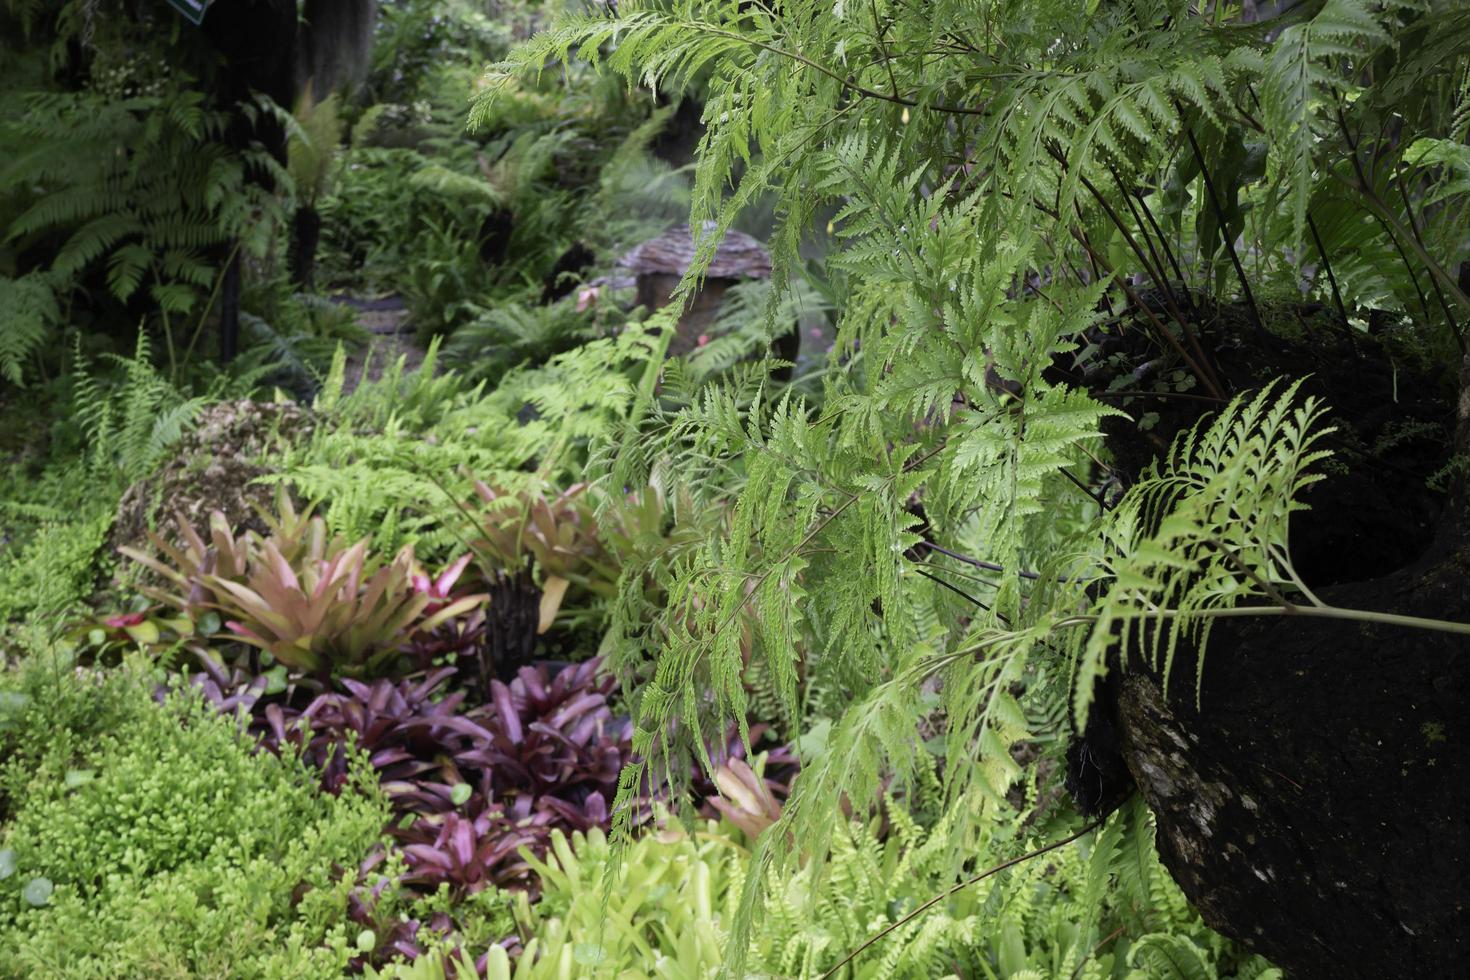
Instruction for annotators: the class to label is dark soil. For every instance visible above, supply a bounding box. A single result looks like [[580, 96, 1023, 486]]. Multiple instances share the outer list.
[[1065, 304, 1458, 586]]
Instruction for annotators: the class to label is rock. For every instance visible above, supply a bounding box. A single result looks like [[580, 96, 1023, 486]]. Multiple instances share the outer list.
[[1097, 350, 1470, 978], [109, 399, 313, 558]]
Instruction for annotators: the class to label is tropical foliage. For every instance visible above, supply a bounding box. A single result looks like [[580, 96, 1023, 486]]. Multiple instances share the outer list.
[[482, 2, 1470, 958], [2, 0, 1467, 977]]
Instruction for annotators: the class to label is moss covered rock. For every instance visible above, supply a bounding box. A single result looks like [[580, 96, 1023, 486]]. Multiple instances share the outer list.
[[109, 399, 313, 557]]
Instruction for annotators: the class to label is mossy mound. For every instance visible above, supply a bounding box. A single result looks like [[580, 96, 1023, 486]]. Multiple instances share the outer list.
[[109, 399, 313, 558]]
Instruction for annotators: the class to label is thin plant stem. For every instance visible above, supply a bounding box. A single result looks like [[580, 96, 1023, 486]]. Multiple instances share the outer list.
[[820, 819, 1106, 979], [1184, 125, 1265, 336], [1050, 602, 1470, 637], [913, 567, 992, 611], [1334, 107, 1470, 313], [180, 239, 246, 373], [1072, 162, 1221, 395], [1395, 168, 1465, 352], [1305, 212, 1356, 342]]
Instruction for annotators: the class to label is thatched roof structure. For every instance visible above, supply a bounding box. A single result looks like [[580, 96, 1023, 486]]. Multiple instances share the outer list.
[[616, 222, 771, 281]]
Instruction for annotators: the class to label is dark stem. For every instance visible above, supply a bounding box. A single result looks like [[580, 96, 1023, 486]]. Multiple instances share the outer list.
[[923, 541, 1035, 579], [1110, 163, 1194, 322], [1061, 466, 1111, 511], [1068, 159, 1218, 397], [913, 567, 992, 611], [1305, 212, 1357, 346], [1372, 209, 1435, 328], [1395, 169, 1465, 353], [820, 818, 1106, 979], [1130, 177, 1194, 299], [1334, 104, 1470, 313], [219, 247, 240, 364], [1073, 223, 1226, 401], [868, 0, 900, 99], [1184, 125, 1265, 337], [1069, 924, 1130, 980]]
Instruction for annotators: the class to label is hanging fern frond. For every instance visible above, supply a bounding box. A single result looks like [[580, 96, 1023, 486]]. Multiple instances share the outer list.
[[1260, 0, 1422, 248], [1070, 380, 1333, 724], [0, 272, 60, 385]]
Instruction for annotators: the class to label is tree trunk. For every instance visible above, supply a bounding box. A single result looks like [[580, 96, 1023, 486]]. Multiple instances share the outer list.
[[1108, 354, 1470, 977], [289, 205, 321, 290], [219, 248, 240, 364]]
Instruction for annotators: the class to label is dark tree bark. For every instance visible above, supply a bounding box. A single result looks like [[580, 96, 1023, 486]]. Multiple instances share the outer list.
[[1107, 353, 1470, 977], [201, 0, 376, 358], [289, 205, 322, 290], [219, 249, 240, 363], [479, 570, 542, 691]]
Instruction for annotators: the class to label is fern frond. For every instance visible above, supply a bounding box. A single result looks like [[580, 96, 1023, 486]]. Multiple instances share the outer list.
[[1072, 381, 1333, 725], [0, 273, 59, 385]]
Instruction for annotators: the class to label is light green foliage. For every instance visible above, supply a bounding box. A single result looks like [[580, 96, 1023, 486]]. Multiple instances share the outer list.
[[392, 796, 1272, 979], [0, 333, 210, 629], [317, 147, 459, 292], [0, 661, 390, 978], [365, 0, 516, 111], [1069, 382, 1332, 721], [509, 823, 742, 978], [0, 502, 112, 626], [262, 342, 514, 555], [0, 647, 152, 804], [71, 331, 207, 487], [482, 2, 1470, 964], [289, 88, 346, 209], [269, 316, 668, 558]]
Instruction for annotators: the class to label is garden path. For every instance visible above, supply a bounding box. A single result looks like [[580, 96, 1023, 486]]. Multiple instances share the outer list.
[[335, 295, 426, 394]]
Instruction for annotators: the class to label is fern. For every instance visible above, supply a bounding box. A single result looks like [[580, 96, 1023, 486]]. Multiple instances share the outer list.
[[71, 332, 205, 488], [1068, 380, 1334, 724], [286, 86, 343, 208], [473, 3, 1470, 969], [0, 496, 113, 624], [1, 84, 284, 322], [0, 271, 59, 385], [444, 301, 597, 386], [1260, 0, 1419, 248]]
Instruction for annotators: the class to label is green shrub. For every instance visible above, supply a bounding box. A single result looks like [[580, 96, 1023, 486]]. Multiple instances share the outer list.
[[0, 499, 112, 627], [0, 662, 390, 978]]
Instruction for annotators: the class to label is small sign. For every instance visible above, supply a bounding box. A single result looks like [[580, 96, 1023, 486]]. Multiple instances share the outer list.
[[165, 0, 215, 26]]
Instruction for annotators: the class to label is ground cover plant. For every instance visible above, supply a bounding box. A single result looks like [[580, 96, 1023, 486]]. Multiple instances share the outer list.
[[1, 0, 1467, 978], [0, 654, 390, 978]]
